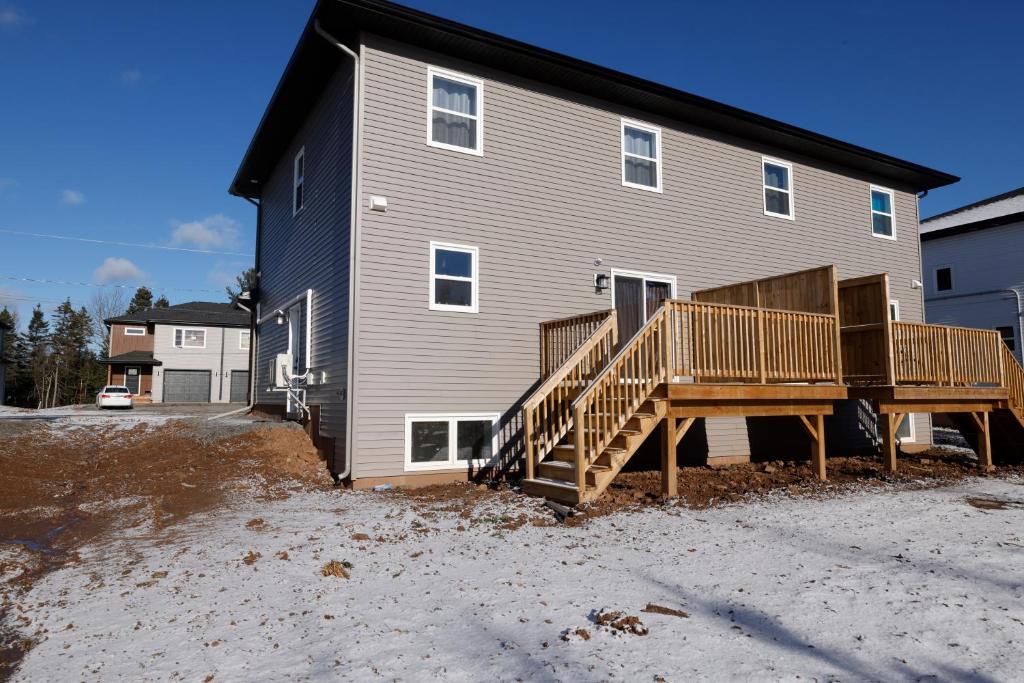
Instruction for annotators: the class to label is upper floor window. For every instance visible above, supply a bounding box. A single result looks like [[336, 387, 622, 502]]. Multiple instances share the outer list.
[[429, 241, 478, 313], [124, 327, 146, 336], [997, 326, 1015, 352], [239, 329, 251, 351], [870, 186, 895, 239], [762, 158, 794, 219], [173, 328, 206, 349], [428, 68, 483, 155], [935, 266, 953, 292], [293, 147, 305, 215], [621, 120, 662, 192]]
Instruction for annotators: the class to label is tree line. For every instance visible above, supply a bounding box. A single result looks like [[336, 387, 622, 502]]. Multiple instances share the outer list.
[[0, 287, 169, 408]]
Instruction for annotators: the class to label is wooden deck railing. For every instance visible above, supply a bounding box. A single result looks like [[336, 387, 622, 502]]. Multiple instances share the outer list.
[[1001, 344, 1024, 417], [892, 322, 1002, 386], [522, 311, 618, 479], [539, 309, 617, 378], [665, 301, 841, 383]]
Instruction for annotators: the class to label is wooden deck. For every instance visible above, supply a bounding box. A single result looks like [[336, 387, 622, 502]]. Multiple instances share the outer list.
[[521, 265, 1024, 506]]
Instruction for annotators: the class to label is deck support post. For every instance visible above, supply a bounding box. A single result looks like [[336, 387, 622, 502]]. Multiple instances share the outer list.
[[969, 411, 993, 471], [880, 412, 899, 472], [523, 409, 535, 481], [660, 416, 677, 498], [798, 414, 827, 480]]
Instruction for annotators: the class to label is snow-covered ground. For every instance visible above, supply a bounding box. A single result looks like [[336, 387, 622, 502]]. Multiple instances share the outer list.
[[10, 478, 1024, 681]]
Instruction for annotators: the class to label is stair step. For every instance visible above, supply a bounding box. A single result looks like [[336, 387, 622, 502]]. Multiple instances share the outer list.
[[538, 460, 614, 485], [521, 477, 580, 505]]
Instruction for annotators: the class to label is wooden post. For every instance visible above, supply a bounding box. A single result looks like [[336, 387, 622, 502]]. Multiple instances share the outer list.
[[573, 403, 587, 494], [539, 322, 547, 377], [756, 308, 767, 384], [943, 327, 954, 386], [523, 407, 535, 481], [661, 416, 677, 498], [880, 412, 898, 472], [972, 411, 993, 471], [812, 414, 826, 480]]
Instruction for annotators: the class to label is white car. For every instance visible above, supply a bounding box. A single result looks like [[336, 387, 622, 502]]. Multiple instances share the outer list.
[[96, 385, 134, 409]]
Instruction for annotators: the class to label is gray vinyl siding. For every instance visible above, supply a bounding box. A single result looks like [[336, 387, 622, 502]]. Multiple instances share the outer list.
[[151, 325, 250, 403], [922, 221, 1024, 365], [350, 33, 931, 479], [255, 61, 354, 469]]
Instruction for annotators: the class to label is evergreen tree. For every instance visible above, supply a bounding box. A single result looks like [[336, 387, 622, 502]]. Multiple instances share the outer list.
[[48, 301, 97, 406], [23, 305, 51, 408], [0, 307, 17, 404], [154, 295, 170, 308], [126, 286, 154, 314], [226, 267, 256, 302]]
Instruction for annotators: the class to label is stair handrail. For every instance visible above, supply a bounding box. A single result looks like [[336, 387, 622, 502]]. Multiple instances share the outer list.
[[539, 308, 618, 378], [571, 305, 672, 495], [1001, 343, 1024, 417], [522, 310, 618, 480]]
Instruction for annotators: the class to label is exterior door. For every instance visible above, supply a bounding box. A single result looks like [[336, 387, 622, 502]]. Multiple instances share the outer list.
[[612, 271, 676, 342], [230, 370, 250, 403], [124, 367, 141, 394]]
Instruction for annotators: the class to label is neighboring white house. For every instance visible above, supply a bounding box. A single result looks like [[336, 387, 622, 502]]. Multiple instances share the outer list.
[[920, 186, 1024, 364], [102, 302, 252, 403]]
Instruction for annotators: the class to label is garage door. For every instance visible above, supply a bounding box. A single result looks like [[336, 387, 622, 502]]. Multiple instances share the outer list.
[[162, 370, 211, 403], [230, 370, 249, 403]]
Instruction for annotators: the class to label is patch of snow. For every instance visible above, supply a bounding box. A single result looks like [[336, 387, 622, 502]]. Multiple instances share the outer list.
[[10, 478, 1024, 681]]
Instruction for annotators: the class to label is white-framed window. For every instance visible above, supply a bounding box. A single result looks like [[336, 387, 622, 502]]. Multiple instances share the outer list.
[[239, 329, 251, 351], [404, 412, 499, 471], [997, 326, 1015, 352], [762, 157, 794, 219], [173, 327, 206, 349], [896, 413, 916, 443], [427, 67, 483, 155], [293, 147, 305, 215], [621, 119, 662, 192], [124, 326, 146, 336], [429, 241, 479, 313], [935, 266, 953, 292], [889, 300, 899, 321], [870, 186, 895, 239]]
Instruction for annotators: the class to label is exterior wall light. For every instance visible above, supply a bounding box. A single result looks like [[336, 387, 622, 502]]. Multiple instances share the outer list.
[[275, 310, 286, 325], [594, 273, 610, 291]]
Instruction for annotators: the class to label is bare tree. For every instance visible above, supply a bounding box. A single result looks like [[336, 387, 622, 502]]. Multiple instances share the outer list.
[[88, 288, 128, 356]]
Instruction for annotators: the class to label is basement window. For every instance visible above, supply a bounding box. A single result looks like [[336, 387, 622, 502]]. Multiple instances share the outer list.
[[173, 328, 206, 349], [762, 158, 794, 219], [430, 242, 478, 313], [405, 413, 498, 471], [870, 186, 895, 239], [124, 327, 146, 336], [997, 326, 1015, 352], [428, 68, 483, 154], [293, 147, 305, 215], [621, 119, 662, 192], [935, 267, 953, 292]]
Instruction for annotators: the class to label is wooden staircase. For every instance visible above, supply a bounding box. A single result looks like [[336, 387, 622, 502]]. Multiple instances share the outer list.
[[951, 345, 1024, 459]]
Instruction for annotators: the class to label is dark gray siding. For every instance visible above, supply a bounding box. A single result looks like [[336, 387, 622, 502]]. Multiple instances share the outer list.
[[256, 62, 354, 470]]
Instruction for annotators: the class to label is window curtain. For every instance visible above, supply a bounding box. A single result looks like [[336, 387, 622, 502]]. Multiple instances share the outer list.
[[432, 77, 477, 148]]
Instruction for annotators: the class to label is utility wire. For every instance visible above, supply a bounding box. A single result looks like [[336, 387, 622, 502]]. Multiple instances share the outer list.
[[0, 228, 251, 257], [0, 274, 221, 294]]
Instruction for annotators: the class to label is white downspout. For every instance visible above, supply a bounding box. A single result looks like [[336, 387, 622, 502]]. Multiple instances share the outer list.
[[314, 20, 359, 484]]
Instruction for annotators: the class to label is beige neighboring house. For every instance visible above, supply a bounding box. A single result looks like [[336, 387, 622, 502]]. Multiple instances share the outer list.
[[102, 302, 252, 404]]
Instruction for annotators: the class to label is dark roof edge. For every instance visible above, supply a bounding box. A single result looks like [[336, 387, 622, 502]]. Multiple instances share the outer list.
[[230, 0, 958, 197], [921, 185, 1024, 224], [105, 317, 250, 327], [920, 209, 1024, 242]]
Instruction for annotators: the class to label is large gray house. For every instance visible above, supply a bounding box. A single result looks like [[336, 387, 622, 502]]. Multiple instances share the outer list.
[[920, 186, 1024, 364], [230, 0, 956, 488]]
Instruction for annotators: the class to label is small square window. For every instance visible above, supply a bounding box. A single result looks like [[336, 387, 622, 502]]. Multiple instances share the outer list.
[[405, 413, 498, 471], [239, 329, 251, 351], [870, 186, 895, 239], [428, 68, 482, 154], [889, 300, 900, 321], [762, 158, 793, 219], [430, 242, 478, 313], [621, 120, 662, 192], [293, 147, 305, 215], [997, 326, 1015, 352], [457, 420, 494, 461], [410, 421, 450, 464], [935, 267, 952, 292]]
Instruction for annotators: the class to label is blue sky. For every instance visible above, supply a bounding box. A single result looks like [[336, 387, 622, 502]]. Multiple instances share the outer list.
[[1, 0, 1021, 325]]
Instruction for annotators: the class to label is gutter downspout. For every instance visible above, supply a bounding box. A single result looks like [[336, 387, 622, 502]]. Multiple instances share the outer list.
[[314, 19, 359, 485]]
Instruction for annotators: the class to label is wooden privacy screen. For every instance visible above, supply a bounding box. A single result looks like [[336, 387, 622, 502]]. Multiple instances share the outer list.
[[692, 265, 839, 315], [837, 274, 894, 385]]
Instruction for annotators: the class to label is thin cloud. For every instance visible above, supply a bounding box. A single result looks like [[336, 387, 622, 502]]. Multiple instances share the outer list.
[[0, 5, 30, 29], [94, 257, 145, 284], [61, 189, 85, 205], [120, 68, 142, 85], [171, 214, 241, 250]]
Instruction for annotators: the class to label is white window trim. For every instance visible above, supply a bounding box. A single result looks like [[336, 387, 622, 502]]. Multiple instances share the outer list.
[[239, 329, 251, 351], [869, 185, 896, 240], [404, 412, 499, 472], [293, 146, 305, 216], [762, 156, 795, 220], [934, 265, 953, 292], [889, 300, 900, 322], [897, 414, 917, 443], [124, 326, 146, 336], [173, 327, 207, 349], [609, 269, 678, 311], [429, 241, 479, 313], [620, 118, 663, 193], [426, 67, 484, 156]]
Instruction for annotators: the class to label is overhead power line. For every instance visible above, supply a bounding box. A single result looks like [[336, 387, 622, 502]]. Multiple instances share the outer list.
[[0, 274, 222, 294], [0, 228, 251, 257]]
